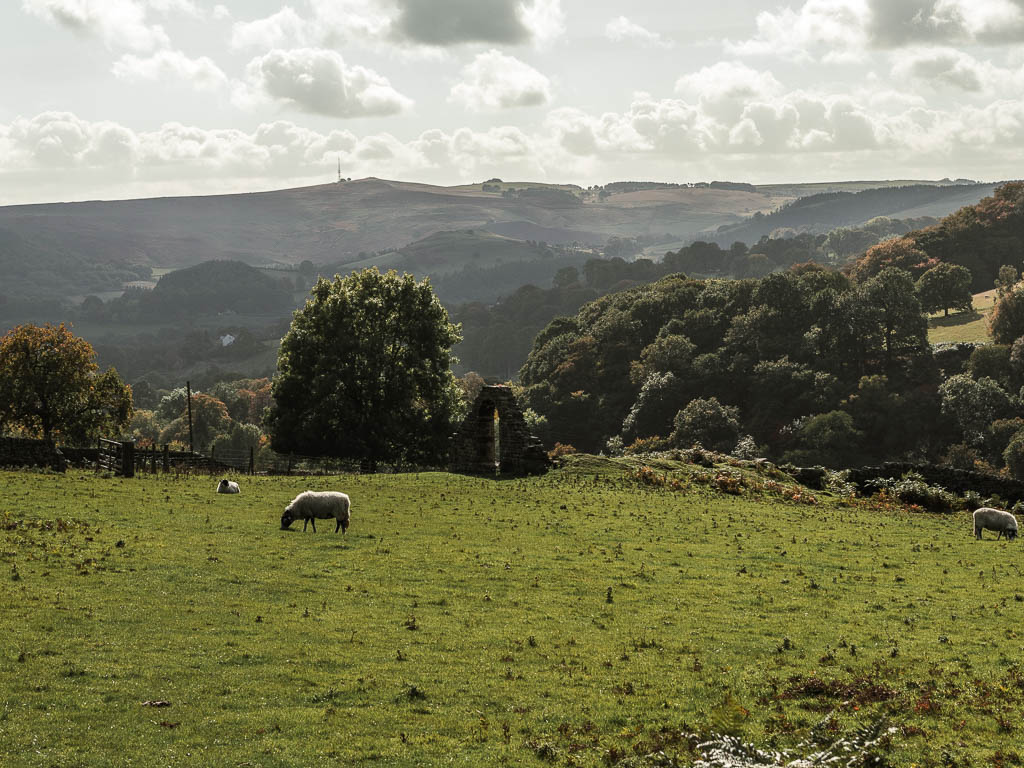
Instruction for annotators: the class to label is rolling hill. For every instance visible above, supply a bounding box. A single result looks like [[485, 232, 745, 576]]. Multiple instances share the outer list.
[[0, 177, 1001, 315], [708, 182, 998, 244]]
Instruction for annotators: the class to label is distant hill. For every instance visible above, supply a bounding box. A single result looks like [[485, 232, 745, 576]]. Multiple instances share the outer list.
[[106, 260, 296, 321], [850, 181, 1024, 292], [321, 229, 592, 305], [0, 176, 1002, 318], [709, 183, 997, 245]]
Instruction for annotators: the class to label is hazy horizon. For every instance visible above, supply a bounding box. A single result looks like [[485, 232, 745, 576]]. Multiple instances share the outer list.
[[2, 0, 1023, 206]]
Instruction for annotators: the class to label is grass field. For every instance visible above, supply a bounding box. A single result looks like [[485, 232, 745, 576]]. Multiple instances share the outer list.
[[2, 460, 1023, 767], [928, 289, 996, 344]]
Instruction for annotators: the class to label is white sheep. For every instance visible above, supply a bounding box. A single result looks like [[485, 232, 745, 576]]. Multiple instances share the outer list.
[[217, 479, 240, 494], [973, 507, 1018, 541], [281, 490, 351, 533]]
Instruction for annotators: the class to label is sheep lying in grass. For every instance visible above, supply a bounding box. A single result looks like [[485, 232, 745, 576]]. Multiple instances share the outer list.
[[973, 507, 1018, 541], [217, 479, 240, 494], [281, 491, 351, 533]]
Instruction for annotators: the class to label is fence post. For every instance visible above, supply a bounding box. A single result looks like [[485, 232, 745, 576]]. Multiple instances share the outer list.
[[186, 381, 194, 456], [249, 446, 255, 476], [163, 444, 169, 473], [121, 441, 135, 478]]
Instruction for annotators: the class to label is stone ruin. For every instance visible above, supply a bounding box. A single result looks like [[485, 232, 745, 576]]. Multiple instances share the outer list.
[[449, 385, 550, 475]]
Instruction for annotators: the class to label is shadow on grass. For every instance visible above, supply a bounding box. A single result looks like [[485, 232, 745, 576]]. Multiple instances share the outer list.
[[929, 309, 983, 328]]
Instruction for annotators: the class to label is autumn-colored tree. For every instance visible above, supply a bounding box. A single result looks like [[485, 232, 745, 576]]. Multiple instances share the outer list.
[[850, 236, 937, 283], [0, 323, 132, 445]]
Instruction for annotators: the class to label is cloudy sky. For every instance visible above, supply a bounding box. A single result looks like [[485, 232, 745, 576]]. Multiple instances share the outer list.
[[2, 0, 1023, 204]]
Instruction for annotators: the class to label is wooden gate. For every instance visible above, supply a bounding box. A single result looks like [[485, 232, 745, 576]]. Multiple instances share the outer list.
[[98, 439, 134, 477]]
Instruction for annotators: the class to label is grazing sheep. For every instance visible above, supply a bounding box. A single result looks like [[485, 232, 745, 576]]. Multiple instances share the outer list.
[[973, 507, 1018, 541], [281, 491, 351, 533], [217, 479, 240, 494]]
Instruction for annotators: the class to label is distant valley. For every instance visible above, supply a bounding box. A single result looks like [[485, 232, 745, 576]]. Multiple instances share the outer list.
[[0, 176, 997, 309]]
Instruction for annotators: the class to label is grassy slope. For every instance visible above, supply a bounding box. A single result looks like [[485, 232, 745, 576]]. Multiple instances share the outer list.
[[928, 289, 996, 344], [2, 461, 1023, 766]]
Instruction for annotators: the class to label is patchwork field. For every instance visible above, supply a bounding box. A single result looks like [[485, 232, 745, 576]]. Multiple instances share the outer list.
[[928, 289, 996, 345], [1, 461, 1022, 766]]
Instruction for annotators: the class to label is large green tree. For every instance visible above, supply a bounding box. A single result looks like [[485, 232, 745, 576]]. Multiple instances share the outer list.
[[0, 323, 132, 445], [915, 262, 973, 317], [989, 283, 1024, 344], [266, 268, 462, 469], [862, 267, 929, 372]]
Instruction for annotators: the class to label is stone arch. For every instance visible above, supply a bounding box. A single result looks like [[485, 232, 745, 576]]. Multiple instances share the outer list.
[[450, 385, 549, 475]]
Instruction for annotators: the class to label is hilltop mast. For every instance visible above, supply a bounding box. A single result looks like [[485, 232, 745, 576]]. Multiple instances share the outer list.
[[337, 157, 341, 183]]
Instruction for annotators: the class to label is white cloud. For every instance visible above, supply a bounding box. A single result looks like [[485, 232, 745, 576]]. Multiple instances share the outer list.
[[891, 47, 987, 91], [211, 4, 230, 21], [146, 0, 201, 16], [727, 0, 1024, 63], [5, 81, 1024, 205], [21, 0, 170, 51], [889, 47, 1024, 95], [675, 62, 784, 124], [518, 0, 566, 46], [725, 0, 869, 62], [0, 111, 549, 198], [238, 48, 413, 118], [869, 0, 1024, 47], [112, 49, 229, 91], [230, 6, 309, 49], [229, 0, 564, 51], [449, 50, 551, 110], [604, 16, 673, 48]]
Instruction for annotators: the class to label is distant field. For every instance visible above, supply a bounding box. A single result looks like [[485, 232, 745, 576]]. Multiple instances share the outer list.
[[2, 459, 1022, 766], [928, 289, 996, 344]]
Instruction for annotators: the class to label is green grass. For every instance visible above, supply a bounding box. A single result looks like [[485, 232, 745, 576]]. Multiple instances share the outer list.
[[1, 463, 1023, 766], [928, 289, 996, 344]]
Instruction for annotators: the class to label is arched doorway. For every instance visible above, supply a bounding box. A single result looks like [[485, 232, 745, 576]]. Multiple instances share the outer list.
[[450, 385, 551, 476]]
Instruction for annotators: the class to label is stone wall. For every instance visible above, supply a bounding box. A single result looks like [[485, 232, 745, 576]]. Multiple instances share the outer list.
[[450, 385, 550, 476], [0, 438, 67, 471], [847, 462, 1024, 505]]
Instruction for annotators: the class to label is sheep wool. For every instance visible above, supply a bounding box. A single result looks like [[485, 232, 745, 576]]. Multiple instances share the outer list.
[[217, 479, 240, 494], [281, 491, 351, 533], [973, 507, 1018, 541]]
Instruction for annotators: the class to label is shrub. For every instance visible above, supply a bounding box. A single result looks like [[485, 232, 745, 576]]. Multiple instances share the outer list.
[[987, 418, 1024, 464], [782, 411, 864, 469], [624, 436, 669, 455], [694, 715, 894, 768], [732, 434, 759, 460], [867, 472, 957, 513], [547, 442, 577, 460], [1003, 430, 1024, 480], [670, 397, 740, 453], [941, 442, 978, 470]]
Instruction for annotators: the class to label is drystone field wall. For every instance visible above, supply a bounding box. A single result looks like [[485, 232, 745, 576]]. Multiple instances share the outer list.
[[848, 462, 1024, 505], [0, 438, 67, 470]]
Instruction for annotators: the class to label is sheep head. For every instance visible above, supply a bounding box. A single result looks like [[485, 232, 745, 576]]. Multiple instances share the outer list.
[[281, 507, 295, 529]]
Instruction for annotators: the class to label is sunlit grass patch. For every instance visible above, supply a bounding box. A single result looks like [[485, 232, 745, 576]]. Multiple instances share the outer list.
[[1, 467, 1022, 766]]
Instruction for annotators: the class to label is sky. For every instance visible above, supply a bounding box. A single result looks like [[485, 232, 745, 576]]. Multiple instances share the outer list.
[[2, 0, 1024, 205]]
